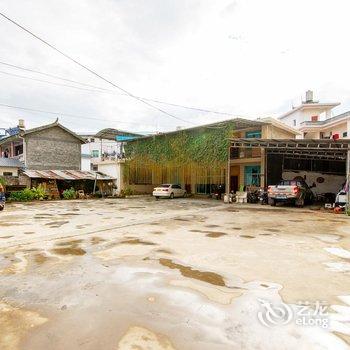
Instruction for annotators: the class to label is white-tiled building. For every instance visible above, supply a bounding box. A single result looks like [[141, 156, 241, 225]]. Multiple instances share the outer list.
[[278, 90, 350, 139]]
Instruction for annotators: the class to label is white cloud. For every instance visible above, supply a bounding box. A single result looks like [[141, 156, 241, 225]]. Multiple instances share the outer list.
[[0, 0, 349, 133]]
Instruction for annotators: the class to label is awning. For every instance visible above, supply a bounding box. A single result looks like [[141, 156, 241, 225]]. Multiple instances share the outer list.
[[23, 170, 115, 181], [229, 138, 350, 161]]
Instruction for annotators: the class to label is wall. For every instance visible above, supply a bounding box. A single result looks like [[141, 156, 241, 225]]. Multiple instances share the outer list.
[[81, 156, 91, 171], [25, 126, 82, 170], [97, 160, 124, 194], [0, 166, 19, 176], [282, 170, 345, 194], [281, 108, 329, 129]]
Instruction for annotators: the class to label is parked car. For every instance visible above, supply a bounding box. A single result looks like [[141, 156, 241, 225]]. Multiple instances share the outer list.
[[153, 184, 186, 199], [268, 179, 315, 207]]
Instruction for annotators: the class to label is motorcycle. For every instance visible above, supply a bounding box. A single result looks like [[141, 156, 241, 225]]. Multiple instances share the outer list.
[[258, 188, 268, 205], [0, 193, 5, 211], [211, 184, 225, 200]]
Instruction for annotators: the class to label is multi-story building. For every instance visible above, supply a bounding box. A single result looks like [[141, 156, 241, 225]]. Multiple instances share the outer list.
[[278, 90, 350, 139], [0, 119, 85, 170], [80, 132, 122, 171]]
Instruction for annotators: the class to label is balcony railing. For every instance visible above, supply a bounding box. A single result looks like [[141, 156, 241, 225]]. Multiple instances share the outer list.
[[230, 147, 261, 159]]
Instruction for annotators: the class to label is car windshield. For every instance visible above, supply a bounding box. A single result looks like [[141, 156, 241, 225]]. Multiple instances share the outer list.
[[159, 184, 171, 188]]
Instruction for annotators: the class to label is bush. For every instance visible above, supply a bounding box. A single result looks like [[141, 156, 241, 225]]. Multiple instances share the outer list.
[[31, 185, 47, 200], [10, 188, 35, 201], [62, 187, 76, 200], [0, 177, 6, 186], [120, 187, 134, 197], [9, 185, 47, 202]]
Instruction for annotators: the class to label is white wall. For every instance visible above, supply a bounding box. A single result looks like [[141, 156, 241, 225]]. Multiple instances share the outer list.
[[81, 157, 91, 171], [282, 170, 345, 194], [0, 167, 19, 176], [97, 161, 123, 194], [80, 136, 122, 171]]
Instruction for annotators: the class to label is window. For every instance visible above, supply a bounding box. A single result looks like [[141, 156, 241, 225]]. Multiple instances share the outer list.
[[246, 130, 262, 138], [91, 150, 99, 158], [90, 138, 95, 143], [293, 120, 296, 127], [3, 172, 13, 176], [91, 164, 98, 171], [343, 131, 348, 138], [311, 115, 319, 122]]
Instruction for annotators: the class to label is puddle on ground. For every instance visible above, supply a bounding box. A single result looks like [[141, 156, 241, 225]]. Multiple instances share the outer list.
[[0, 302, 47, 350], [259, 233, 272, 236], [232, 227, 242, 230], [206, 232, 227, 238], [265, 228, 280, 233], [24, 232, 35, 235], [170, 279, 242, 305], [51, 239, 86, 256], [91, 237, 106, 245], [156, 249, 173, 254], [34, 253, 50, 265], [55, 239, 84, 246], [0, 236, 13, 239], [45, 221, 69, 228], [205, 224, 220, 228], [239, 235, 255, 239], [120, 239, 157, 246], [159, 258, 226, 286], [152, 231, 164, 235], [117, 326, 175, 350], [51, 247, 86, 256], [0, 252, 28, 275]]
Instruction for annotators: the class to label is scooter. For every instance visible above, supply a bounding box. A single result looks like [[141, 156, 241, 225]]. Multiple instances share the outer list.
[[258, 188, 268, 205], [0, 193, 5, 211]]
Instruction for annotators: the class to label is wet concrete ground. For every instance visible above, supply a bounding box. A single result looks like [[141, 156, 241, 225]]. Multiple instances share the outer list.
[[0, 198, 350, 349]]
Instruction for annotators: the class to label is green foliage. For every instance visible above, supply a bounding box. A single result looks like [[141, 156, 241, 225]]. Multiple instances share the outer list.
[[10, 188, 35, 201], [62, 187, 76, 200], [31, 185, 46, 200], [121, 187, 134, 197], [125, 123, 235, 167], [0, 177, 6, 186], [9, 185, 47, 201]]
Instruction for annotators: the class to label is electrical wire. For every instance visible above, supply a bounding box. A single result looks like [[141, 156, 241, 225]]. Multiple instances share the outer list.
[[0, 60, 235, 116], [0, 102, 156, 130], [0, 12, 194, 125]]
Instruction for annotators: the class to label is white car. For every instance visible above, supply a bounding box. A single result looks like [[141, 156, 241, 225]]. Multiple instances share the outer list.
[[153, 184, 186, 199]]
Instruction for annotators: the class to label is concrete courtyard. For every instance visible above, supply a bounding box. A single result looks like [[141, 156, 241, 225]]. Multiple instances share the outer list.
[[0, 198, 350, 349]]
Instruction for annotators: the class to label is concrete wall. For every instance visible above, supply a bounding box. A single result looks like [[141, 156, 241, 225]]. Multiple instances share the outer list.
[[25, 126, 82, 170], [97, 161, 123, 194], [282, 170, 345, 194], [0, 166, 19, 176]]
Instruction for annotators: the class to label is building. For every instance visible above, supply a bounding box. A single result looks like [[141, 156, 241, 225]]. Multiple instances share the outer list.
[[278, 90, 350, 140], [123, 117, 299, 195], [0, 119, 85, 170], [80, 129, 142, 172], [0, 158, 24, 177]]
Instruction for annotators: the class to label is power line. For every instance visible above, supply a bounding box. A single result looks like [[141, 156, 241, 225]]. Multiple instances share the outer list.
[[0, 12, 194, 126], [0, 60, 234, 116], [0, 60, 109, 91], [0, 102, 156, 130], [0, 70, 107, 93]]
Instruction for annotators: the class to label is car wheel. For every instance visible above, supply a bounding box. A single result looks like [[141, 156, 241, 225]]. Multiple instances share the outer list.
[[155, 196, 159, 200], [183, 191, 187, 198], [295, 198, 304, 207], [170, 193, 174, 199], [268, 198, 276, 206]]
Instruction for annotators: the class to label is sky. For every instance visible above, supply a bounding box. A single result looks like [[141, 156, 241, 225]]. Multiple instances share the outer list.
[[0, 0, 350, 135]]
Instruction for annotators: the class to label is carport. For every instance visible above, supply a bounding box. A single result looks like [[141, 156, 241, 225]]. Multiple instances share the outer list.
[[228, 138, 350, 204]]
